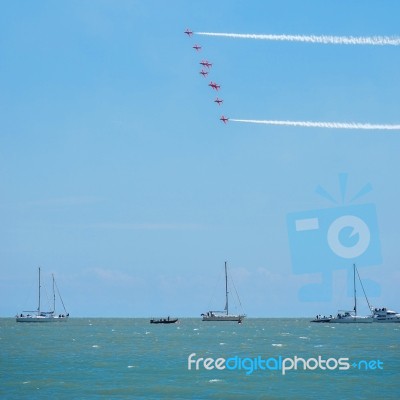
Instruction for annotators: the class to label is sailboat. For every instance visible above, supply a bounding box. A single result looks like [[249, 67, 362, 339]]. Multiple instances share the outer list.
[[16, 267, 69, 323], [201, 261, 246, 322], [311, 264, 373, 323]]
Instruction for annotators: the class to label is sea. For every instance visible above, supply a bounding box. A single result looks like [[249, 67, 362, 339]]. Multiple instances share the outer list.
[[1, 318, 399, 399]]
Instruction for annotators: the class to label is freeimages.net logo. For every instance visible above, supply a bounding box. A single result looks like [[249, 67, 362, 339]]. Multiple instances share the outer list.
[[286, 173, 382, 301]]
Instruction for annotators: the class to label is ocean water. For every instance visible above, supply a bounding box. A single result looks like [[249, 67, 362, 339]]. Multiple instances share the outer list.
[[1, 318, 399, 399]]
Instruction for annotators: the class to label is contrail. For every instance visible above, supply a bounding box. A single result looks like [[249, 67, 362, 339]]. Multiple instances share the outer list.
[[196, 32, 400, 46], [230, 119, 400, 130]]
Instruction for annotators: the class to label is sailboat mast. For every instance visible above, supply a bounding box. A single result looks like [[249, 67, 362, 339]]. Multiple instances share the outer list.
[[353, 264, 357, 316], [225, 261, 228, 316], [38, 267, 41, 315], [52, 274, 56, 314]]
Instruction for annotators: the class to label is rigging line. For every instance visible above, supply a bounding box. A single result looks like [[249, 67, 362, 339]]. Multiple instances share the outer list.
[[229, 271, 245, 312], [41, 282, 53, 312], [54, 278, 68, 313], [355, 265, 372, 311]]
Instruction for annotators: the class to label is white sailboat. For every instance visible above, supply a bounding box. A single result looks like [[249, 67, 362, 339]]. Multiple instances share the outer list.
[[312, 264, 373, 323], [201, 261, 245, 322], [330, 264, 373, 323], [16, 267, 69, 323]]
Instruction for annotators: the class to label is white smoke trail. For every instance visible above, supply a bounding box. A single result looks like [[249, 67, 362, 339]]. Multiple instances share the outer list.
[[230, 119, 400, 130], [196, 32, 400, 46]]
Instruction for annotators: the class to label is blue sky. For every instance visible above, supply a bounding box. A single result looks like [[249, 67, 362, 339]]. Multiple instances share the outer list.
[[1, 1, 399, 317]]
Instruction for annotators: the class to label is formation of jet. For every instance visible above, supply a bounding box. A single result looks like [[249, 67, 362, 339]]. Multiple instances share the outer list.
[[199, 60, 212, 69], [186, 28, 227, 124], [208, 81, 220, 91]]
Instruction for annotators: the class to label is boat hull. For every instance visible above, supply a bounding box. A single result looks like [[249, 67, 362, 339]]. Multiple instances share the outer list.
[[311, 318, 331, 323], [373, 320, 400, 323], [202, 315, 245, 322], [373, 317, 400, 323], [16, 316, 69, 323], [329, 317, 373, 323]]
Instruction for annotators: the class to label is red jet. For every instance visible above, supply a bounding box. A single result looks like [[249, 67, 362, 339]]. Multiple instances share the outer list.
[[214, 97, 223, 105], [193, 44, 201, 51], [199, 70, 208, 78], [199, 60, 212, 69], [184, 28, 193, 37], [220, 115, 229, 124], [208, 81, 220, 91]]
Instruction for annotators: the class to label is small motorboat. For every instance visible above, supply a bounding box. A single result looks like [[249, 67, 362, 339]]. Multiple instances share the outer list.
[[150, 317, 178, 324]]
